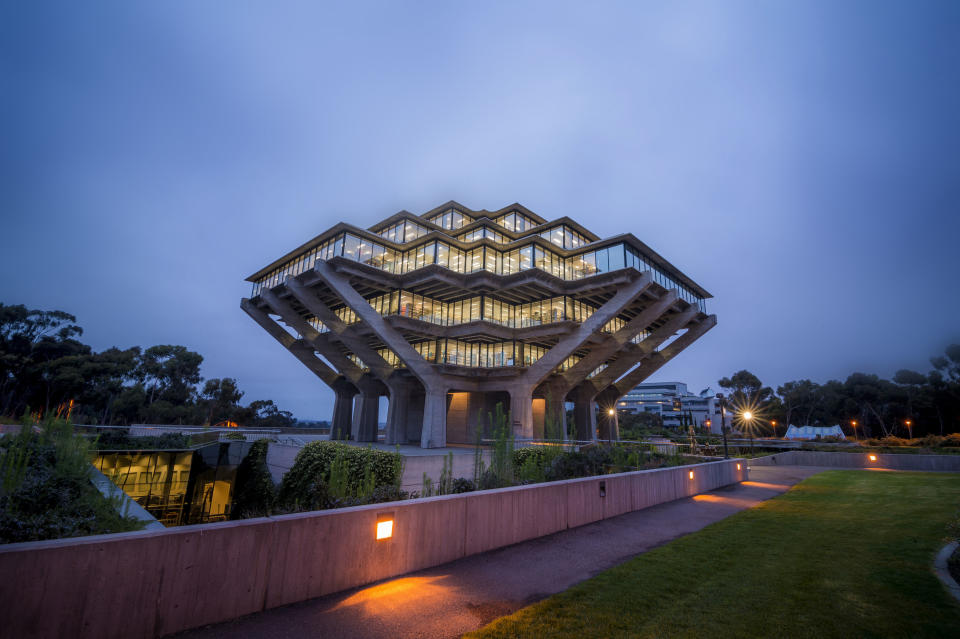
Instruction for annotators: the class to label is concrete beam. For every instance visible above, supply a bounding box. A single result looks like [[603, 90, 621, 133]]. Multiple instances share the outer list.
[[521, 272, 652, 387], [588, 307, 699, 391], [273, 282, 398, 384], [558, 290, 679, 387], [240, 299, 341, 387], [611, 314, 718, 395], [312, 261, 440, 386]]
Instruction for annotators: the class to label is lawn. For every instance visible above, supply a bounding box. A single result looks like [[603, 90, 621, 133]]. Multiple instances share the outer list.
[[466, 471, 960, 638]]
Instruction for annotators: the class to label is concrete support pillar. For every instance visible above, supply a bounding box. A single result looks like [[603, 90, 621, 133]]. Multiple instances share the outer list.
[[420, 387, 448, 448], [572, 399, 596, 442], [385, 378, 423, 445], [354, 389, 380, 443], [330, 386, 356, 440], [595, 388, 621, 442], [510, 385, 535, 440], [405, 391, 425, 444], [596, 407, 619, 441], [384, 385, 407, 445], [545, 395, 567, 441]]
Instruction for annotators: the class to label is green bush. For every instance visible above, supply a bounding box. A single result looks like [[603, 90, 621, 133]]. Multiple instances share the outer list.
[[513, 447, 548, 469], [278, 441, 402, 509], [231, 439, 275, 519], [1, 418, 144, 543]]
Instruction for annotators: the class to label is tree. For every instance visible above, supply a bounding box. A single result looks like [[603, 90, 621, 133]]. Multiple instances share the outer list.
[[200, 378, 244, 425], [718, 370, 774, 407], [777, 380, 822, 428], [138, 345, 203, 409]]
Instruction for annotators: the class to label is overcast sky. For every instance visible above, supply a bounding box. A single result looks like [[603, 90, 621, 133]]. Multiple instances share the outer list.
[[2, 2, 958, 420]]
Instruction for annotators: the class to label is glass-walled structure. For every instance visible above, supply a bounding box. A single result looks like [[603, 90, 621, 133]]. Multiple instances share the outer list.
[[94, 441, 254, 526], [303, 290, 648, 338], [243, 201, 715, 448], [251, 231, 706, 311]]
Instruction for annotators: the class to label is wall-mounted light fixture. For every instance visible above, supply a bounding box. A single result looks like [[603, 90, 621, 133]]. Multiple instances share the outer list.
[[688, 471, 694, 480], [868, 455, 877, 462], [599, 480, 606, 498], [376, 513, 394, 540], [737, 463, 741, 470]]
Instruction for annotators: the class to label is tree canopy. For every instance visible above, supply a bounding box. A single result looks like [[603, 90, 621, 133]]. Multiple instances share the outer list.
[[719, 345, 960, 438], [0, 303, 294, 428]]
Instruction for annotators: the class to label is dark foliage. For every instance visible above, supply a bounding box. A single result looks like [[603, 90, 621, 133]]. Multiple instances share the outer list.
[[0, 420, 144, 543], [0, 302, 295, 428], [93, 430, 193, 450], [231, 440, 276, 519], [277, 441, 402, 510]]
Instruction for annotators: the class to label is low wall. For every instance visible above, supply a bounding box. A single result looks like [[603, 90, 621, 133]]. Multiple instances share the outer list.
[[749, 450, 960, 471], [0, 458, 745, 639]]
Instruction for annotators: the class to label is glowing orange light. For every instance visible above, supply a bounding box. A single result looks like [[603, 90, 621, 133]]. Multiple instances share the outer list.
[[868, 455, 877, 462], [607, 408, 615, 416], [737, 463, 741, 470], [688, 471, 694, 480], [376, 519, 394, 540]]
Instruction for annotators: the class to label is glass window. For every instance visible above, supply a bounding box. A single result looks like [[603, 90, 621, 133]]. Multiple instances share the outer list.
[[343, 234, 361, 261], [520, 246, 532, 270]]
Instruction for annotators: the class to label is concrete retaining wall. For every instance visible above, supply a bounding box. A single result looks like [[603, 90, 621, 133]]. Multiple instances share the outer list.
[[749, 450, 960, 471], [0, 458, 745, 639]]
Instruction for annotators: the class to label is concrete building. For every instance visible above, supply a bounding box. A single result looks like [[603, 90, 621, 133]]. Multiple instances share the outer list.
[[617, 382, 723, 433], [242, 201, 715, 448]]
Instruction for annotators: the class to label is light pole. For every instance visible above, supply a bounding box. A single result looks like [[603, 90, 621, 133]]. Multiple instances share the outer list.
[[905, 419, 913, 440], [716, 393, 729, 459], [850, 420, 858, 441], [743, 410, 755, 451]]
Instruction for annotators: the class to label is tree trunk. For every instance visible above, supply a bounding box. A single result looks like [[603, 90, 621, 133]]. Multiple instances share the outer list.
[[867, 403, 888, 437]]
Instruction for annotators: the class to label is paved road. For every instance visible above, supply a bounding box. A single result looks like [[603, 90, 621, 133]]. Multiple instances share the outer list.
[[177, 465, 822, 639]]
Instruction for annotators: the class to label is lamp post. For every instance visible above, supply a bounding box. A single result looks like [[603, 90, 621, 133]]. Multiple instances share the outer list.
[[743, 410, 755, 451], [905, 419, 913, 440], [716, 393, 729, 459], [850, 420, 858, 441]]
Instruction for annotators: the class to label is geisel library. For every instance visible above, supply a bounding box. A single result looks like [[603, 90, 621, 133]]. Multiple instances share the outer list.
[[242, 202, 715, 448]]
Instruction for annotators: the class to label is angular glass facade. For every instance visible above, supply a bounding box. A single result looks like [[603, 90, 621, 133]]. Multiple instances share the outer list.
[[251, 231, 706, 312]]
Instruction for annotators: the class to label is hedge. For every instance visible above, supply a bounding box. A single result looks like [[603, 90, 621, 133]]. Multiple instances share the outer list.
[[278, 441, 402, 508]]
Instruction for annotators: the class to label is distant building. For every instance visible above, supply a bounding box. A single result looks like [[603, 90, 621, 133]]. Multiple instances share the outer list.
[[617, 382, 724, 434]]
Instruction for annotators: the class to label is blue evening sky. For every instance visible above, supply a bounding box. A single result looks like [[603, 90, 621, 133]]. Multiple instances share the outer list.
[[2, 2, 958, 419]]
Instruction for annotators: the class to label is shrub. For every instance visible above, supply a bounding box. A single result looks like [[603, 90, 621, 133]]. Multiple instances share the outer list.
[[942, 434, 960, 448], [231, 440, 275, 519], [451, 477, 475, 493], [278, 441, 402, 509], [513, 447, 548, 469], [1, 418, 144, 543]]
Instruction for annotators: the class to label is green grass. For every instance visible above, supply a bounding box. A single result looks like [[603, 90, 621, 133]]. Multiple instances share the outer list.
[[466, 471, 960, 638]]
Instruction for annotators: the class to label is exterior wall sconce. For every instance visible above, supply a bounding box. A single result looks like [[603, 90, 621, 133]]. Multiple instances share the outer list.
[[688, 471, 694, 480], [868, 455, 877, 462], [737, 463, 741, 470], [599, 480, 606, 498], [376, 513, 394, 540]]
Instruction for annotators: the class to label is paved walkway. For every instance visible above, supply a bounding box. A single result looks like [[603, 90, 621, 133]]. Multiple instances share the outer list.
[[176, 465, 823, 639]]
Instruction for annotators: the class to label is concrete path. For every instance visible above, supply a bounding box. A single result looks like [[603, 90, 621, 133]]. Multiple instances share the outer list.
[[175, 465, 823, 639]]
